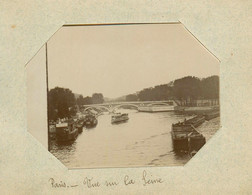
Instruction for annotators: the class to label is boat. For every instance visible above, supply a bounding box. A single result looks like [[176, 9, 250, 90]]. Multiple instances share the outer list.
[[55, 119, 78, 142], [171, 130, 190, 150], [171, 122, 197, 150], [111, 113, 129, 124], [188, 131, 206, 151], [171, 116, 206, 151], [83, 114, 98, 128]]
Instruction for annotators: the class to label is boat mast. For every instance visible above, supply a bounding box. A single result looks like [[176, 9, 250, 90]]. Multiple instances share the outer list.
[[46, 42, 50, 151]]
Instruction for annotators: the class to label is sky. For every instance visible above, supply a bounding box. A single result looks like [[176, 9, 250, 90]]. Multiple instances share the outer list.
[[47, 23, 219, 98]]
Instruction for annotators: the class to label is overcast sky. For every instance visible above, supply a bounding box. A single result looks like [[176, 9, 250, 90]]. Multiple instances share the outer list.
[[47, 24, 219, 98]]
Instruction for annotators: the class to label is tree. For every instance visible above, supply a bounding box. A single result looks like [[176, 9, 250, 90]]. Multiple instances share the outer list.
[[173, 76, 201, 100], [76, 95, 85, 106], [48, 87, 76, 120], [137, 84, 173, 101], [91, 93, 104, 104], [200, 75, 219, 99], [83, 96, 92, 105], [126, 94, 138, 101]]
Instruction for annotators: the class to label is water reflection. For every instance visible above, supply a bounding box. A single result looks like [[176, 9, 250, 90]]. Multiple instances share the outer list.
[[49, 109, 220, 168]]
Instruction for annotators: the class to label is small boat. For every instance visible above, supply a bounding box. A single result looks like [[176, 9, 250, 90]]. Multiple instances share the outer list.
[[111, 113, 129, 124], [55, 119, 78, 142], [83, 114, 98, 128]]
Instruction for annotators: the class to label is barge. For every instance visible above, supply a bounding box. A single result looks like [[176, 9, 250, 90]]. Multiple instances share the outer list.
[[55, 120, 78, 142], [171, 116, 206, 152]]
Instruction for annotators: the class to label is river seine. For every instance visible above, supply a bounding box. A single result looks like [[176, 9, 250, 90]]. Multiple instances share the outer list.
[[49, 109, 220, 168]]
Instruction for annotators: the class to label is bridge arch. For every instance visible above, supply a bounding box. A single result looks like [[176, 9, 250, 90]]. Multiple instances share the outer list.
[[112, 104, 139, 112], [84, 105, 111, 113]]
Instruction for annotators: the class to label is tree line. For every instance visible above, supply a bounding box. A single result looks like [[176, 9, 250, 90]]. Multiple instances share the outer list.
[[126, 75, 219, 101], [48, 87, 104, 120], [48, 75, 219, 120]]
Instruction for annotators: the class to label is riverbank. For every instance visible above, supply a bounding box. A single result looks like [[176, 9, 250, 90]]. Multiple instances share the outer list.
[[174, 105, 219, 114]]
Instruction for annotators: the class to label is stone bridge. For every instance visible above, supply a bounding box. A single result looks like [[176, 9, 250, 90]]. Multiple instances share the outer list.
[[80, 100, 178, 113]]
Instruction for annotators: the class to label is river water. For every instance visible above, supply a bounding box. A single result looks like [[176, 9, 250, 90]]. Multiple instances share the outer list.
[[49, 109, 220, 168]]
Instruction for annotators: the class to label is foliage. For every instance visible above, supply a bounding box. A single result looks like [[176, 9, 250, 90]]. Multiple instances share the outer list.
[[126, 75, 219, 101], [200, 75, 219, 99], [91, 93, 104, 104], [173, 76, 201, 100], [48, 76, 219, 120], [48, 87, 76, 120], [126, 94, 138, 101], [83, 96, 93, 105]]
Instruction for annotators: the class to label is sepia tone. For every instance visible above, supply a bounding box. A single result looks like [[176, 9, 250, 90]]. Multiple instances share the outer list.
[[1, 0, 249, 194], [30, 23, 220, 168]]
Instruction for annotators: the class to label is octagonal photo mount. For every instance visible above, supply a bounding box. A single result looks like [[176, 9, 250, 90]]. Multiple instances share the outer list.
[[26, 23, 220, 169]]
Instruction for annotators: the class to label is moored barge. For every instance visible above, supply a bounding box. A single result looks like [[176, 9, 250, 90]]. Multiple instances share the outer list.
[[55, 119, 78, 142], [171, 116, 206, 152]]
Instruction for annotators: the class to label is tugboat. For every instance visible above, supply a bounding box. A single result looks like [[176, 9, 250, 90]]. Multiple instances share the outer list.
[[83, 114, 98, 128], [111, 113, 129, 124], [55, 119, 78, 142]]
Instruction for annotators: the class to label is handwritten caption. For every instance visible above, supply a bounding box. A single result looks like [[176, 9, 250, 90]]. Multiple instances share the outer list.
[[49, 170, 163, 189]]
